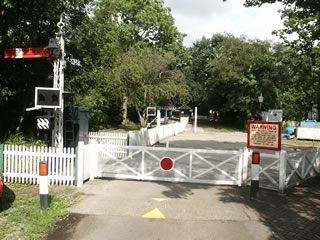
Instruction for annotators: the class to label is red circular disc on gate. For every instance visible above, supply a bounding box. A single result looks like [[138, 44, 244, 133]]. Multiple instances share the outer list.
[[160, 157, 174, 171]]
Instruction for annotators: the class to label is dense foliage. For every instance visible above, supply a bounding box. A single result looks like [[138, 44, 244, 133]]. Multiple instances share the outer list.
[[0, 0, 91, 139], [244, 0, 320, 120]]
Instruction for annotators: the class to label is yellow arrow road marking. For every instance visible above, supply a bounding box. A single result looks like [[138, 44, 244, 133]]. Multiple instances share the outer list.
[[152, 198, 168, 202], [142, 208, 166, 219]]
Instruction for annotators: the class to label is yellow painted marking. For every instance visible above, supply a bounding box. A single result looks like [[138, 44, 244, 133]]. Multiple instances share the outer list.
[[142, 208, 166, 219], [73, 201, 86, 209], [152, 198, 168, 202]]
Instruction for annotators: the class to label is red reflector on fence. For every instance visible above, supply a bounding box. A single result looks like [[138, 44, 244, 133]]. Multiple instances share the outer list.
[[39, 162, 48, 176], [252, 152, 260, 164], [160, 157, 174, 171]]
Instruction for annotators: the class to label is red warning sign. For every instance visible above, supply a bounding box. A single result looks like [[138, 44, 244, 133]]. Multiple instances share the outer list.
[[247, 121, 282, 151], [160, 157, 174, 170]]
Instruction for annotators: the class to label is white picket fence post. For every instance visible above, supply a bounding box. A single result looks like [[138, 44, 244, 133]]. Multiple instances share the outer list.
[[77, 142, 84, 188]]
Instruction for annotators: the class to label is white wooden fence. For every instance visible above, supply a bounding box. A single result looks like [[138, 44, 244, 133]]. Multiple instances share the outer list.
[[129, 117, 189, 146], [285, 149, 320, 188], [89, 132, 128, 145], [2, 144, 76, 185], [88, 118, 189, 147], [246, 148, 320, 193]]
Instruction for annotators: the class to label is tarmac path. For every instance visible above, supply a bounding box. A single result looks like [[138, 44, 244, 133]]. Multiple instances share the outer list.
[[43, 124, 320, 240]]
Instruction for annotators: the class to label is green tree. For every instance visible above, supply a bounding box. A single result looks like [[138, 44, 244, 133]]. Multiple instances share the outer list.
[[244, 0, 320, 119], [113, 48, 190, 126], [68, 0, 188, 127], [187, 34, 225, 113], [206, 36, 290, 126]]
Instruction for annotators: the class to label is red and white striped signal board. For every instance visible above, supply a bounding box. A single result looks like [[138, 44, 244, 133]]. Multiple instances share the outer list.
[[4, 47, 62, 59]]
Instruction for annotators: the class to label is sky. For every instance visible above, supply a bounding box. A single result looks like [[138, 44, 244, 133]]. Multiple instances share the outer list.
[[163, 0, 285, 47]]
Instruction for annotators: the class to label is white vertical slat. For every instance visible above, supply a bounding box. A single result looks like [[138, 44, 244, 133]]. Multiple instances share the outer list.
[[7, 145, 10, 183], [27, 146, 31, 184], [70, 147, 74, 185], [14, 145, 18, 183], [26, 146, 29, 184], [8, 145, 12, 182], [18, 145, 22, 183], [31, 146, 35, 184], [52, 147, 56, 185], [62, 148, 69, 185], [51, 147, 54, 185], [59, 149, 63, 185], [33, 146, 37, 184], [11, 145, 14, 183], [47, 147, 53, 185], [16, 145, 20, 183], [66, 148, 70, 185], [21, 145, 25, 184], [36, 146, 40, 185], [69, 147, 73, 185], [3, 145, 8, 183], [6, 145, 10, 183], [48, 147, 52, 185], [21, 145, 25, 183]]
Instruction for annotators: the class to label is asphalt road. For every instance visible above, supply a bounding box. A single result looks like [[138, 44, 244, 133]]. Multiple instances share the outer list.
[[43, 179, 272, 240]]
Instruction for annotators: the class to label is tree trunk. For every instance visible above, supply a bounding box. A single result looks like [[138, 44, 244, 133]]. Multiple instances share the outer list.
[[136, 105, 146, 127], [16, 91, 29, 133], [121, 96, 128, 126]]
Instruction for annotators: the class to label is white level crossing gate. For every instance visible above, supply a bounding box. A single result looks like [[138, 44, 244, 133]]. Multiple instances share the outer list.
[[91, 145, 245, 186]]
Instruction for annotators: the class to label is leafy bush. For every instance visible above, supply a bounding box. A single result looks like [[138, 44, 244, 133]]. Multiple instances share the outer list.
[[3, 134, 46, 147]]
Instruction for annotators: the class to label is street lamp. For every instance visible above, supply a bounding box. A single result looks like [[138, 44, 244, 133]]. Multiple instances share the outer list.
[[258, 93, 264, 120], [258, 93, 264, 110]]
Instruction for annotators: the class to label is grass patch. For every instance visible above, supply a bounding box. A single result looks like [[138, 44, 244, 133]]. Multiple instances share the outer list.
[[209, 122, 245, 132], [221, 126, 244, 132], [0, 184, 80, 240], [282, 138, 320, 147], [101, 121, 141, 133]]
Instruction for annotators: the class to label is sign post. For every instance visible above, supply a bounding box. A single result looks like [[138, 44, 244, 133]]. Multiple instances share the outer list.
[[250, 152, 260, 200], [247, 121, 282, 200], [39, 161, 49, 210], [4, 19, 66, 148]]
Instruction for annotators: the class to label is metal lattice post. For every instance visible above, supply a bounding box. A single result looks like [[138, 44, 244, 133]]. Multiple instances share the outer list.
[[52, 19, 65, 148]]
